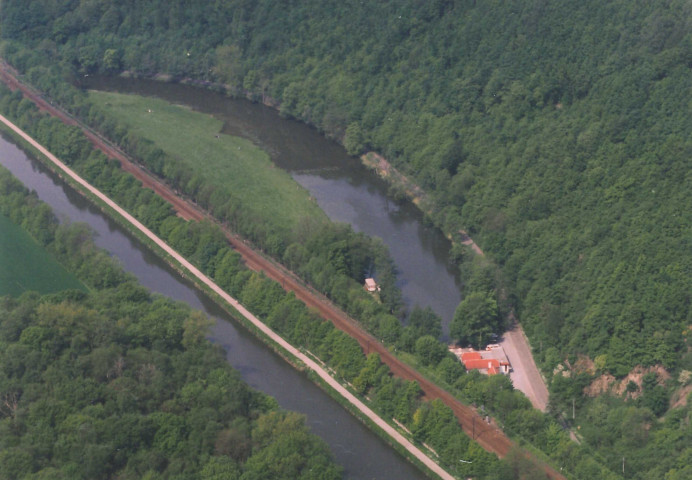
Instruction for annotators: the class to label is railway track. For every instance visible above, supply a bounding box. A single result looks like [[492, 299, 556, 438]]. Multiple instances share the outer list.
[[0, 60, 565, 479]]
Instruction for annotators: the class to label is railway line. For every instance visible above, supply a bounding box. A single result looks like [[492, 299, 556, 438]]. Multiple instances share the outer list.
[[0, 60, 565, 479]]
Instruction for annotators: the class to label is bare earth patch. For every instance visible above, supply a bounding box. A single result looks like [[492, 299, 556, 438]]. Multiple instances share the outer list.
[[671, 384, 692, 409], [584, 365, 671, 399]]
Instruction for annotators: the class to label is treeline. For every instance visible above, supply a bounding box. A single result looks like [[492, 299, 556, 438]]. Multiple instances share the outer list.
[[0, 87, 624, 478], [0, 169, 342, 479], [0, 162, 133, 291], [3, 0, 688, 377]]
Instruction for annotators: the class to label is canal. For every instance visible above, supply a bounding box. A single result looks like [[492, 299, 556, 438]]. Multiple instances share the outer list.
[[0, 132, 427, 480]]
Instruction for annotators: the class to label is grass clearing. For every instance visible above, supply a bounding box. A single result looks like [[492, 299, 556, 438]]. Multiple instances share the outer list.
[[88, 90, 327, 233], [0, 214, 86, 296]]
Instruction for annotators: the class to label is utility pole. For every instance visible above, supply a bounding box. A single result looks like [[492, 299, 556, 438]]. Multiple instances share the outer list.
[[572, 397, 575, 420], [622, 456, 625, 476]]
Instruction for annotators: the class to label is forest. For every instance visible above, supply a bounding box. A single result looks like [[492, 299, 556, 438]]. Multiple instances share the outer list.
[[0, 0, 690, 478], [1, 0, 689, 374]]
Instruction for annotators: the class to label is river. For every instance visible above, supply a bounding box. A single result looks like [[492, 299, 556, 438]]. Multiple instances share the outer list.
[[0, 132, 427, 480], [83, 77, 463, 333]]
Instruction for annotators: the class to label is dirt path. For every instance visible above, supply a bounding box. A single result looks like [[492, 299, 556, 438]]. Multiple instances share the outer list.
[[0, 62, 565, 479]]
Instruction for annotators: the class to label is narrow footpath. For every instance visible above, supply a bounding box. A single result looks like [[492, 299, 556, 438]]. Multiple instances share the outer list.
[[0, 62, 565, 479]]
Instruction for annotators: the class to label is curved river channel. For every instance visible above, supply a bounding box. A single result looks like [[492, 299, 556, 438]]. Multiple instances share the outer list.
[[84, 77, 463, 332], [0, 134, 426, 480]]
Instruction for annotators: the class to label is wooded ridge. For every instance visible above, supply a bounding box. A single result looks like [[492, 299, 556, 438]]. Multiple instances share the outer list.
[[2, 0, 689, 375], [0, 1, 690, 478]]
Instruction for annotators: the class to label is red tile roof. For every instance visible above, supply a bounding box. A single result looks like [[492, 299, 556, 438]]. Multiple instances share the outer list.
[[464, 358, 500, 370], [461, 352, 482, 361]]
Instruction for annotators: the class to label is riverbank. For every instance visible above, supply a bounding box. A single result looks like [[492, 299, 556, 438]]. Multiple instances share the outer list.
[[0, 63, 565, 478]]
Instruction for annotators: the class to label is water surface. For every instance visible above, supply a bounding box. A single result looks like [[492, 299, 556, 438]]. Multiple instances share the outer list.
[[84, 77, 463, 331], [0, 133, 426, 480]]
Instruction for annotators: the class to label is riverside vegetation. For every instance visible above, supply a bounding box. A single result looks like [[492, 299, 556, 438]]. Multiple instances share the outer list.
[[0, 166, 342, 480], [1, 1, 691, 478]]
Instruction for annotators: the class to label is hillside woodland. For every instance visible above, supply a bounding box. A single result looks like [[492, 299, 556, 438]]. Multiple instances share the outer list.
[[1, 1, 691, 478], [2, 0, 689, 375]]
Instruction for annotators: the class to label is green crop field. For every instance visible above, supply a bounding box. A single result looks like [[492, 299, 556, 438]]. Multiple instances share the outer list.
[[0, 214, 86, 296], [88, 91, 328, 233]]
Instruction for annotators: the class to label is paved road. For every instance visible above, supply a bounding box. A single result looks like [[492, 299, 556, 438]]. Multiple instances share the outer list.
[[500, 323, 550, 411]]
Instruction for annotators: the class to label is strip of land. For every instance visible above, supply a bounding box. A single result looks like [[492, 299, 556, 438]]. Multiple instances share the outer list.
[[0, 111, 457, 480], [0, 61, 565, 479]]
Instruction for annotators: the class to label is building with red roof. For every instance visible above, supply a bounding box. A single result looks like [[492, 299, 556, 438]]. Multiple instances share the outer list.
[[450, 344, 511, 375]]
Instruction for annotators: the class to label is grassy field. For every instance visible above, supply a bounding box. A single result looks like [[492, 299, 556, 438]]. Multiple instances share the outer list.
[[88, 91, 328, 234], [0, 214, 86, 296]]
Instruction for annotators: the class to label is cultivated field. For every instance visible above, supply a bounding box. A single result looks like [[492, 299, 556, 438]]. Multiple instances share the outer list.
[[0, 213, 85, 296]]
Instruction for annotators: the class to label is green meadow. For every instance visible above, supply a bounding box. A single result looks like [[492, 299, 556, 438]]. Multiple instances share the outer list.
[[0, 214, 85, 296], [88, 91, 327, 233]]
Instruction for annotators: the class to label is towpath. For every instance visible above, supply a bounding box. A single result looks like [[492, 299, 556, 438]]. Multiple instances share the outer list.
[[0, 111, 459, 480]]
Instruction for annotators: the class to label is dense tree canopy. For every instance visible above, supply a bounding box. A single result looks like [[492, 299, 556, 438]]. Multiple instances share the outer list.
[[2, 0, 689, 376], [1, 1, 691, 478], [0, 289, 343, 480]]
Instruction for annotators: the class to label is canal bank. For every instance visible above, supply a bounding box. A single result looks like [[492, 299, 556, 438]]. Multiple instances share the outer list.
[[0, 129, 430, 480]]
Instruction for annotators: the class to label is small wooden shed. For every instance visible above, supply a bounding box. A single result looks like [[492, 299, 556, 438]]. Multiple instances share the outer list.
[[364, 278, 380, 292]]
